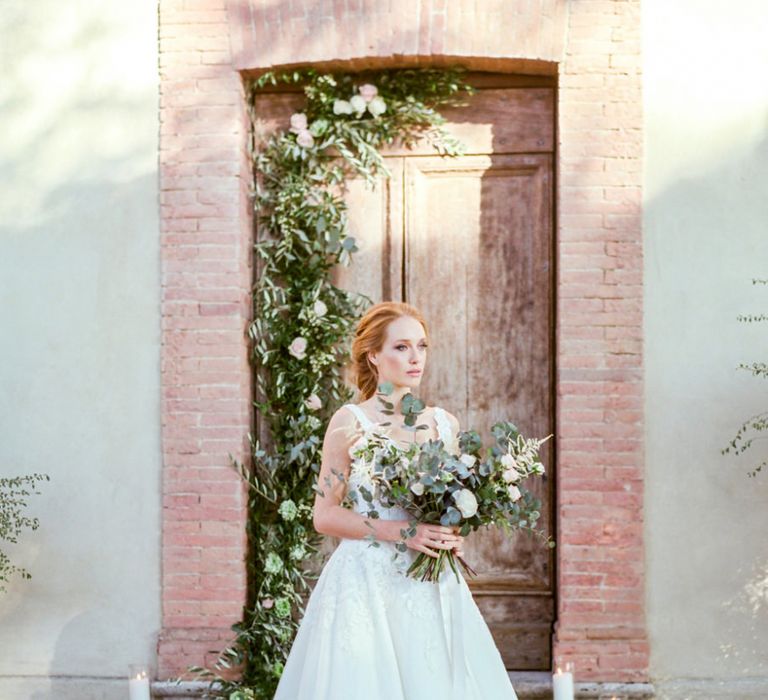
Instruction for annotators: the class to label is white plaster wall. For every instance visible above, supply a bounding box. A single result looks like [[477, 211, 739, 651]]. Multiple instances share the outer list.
[[0, 1, 160, 698], [643, 0, 768, 696]]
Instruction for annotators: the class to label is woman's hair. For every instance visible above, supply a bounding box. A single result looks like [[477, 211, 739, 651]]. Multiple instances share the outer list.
[[350, 301, 429, 401]]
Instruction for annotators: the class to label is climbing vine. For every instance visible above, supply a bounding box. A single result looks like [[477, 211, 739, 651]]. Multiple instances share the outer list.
[[185, 66, 472, 699]]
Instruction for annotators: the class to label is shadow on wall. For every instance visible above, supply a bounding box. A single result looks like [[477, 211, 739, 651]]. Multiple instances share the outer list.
[[643, 127, 768, 681], [28, 611, 130, 700], [1, 0, 163, 679], [0, 173, 163, 690]]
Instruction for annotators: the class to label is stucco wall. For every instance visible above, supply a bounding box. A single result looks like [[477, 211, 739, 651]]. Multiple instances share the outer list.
[[0, 1, 160, 698], [643, 0, 768, 696]]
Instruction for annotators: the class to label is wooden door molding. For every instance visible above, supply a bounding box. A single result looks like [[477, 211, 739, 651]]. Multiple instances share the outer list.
[[403, 150, 555, 668]]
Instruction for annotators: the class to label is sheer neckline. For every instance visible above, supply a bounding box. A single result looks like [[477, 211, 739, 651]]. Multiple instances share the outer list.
[[345, 403, 449, 447]]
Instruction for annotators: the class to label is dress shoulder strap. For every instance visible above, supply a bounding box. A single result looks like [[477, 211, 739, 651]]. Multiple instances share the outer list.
[[433, 406, 452, 444], [343, 403, 375, 431]]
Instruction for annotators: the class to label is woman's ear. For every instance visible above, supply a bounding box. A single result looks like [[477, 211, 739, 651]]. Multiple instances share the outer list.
[[367, 351, 378, 367]]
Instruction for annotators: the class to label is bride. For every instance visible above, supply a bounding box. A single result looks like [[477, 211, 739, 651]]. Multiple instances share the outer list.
[[273, 301, 519, 699]]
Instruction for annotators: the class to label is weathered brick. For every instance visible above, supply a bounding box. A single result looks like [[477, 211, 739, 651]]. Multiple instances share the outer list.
[[158, 0, 645, 683]]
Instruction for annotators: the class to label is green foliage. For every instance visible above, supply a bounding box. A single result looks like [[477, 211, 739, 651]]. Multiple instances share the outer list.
[[722, 277, 768, 477], [0, 473, 50, 593], [183, 67, 471, 698]]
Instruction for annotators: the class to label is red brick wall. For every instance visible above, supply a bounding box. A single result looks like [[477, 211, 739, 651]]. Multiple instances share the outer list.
[[158, 0, 646, 683], [158, 0, 253, 678]]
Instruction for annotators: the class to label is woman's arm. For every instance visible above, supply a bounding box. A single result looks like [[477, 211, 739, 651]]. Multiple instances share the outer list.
[[312, 407, 406, 543]]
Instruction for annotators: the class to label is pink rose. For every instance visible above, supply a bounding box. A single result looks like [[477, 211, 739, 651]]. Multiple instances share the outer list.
[[304, 393, 322, 410], [288, 336, 308, 359], [289, 112, 308, 133], [358, 83, 378, 102], [296, 129, 314, 148], [261, 598, 274, 609]]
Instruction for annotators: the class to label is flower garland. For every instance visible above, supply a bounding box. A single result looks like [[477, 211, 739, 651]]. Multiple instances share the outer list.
[[185, 67, 472, 699]]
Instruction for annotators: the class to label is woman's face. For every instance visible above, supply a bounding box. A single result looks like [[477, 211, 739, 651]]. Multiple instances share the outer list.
[[368, 315, 428, 389]]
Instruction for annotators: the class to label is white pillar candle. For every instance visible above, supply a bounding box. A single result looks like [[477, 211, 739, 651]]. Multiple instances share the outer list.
[[552, 664, 574, 700], [128, 666, 151, 700]]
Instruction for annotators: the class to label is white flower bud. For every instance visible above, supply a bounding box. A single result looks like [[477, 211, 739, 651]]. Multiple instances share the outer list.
[[313, 299, 327, 317], [333, 99, 353, 115], [367, 96, 387, 117], [500, 453, 515, 469], [349, 94, 367, 115], [452, 488, 478, 518]]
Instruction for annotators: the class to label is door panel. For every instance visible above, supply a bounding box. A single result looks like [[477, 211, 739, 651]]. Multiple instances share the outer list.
[[254, 80, 556, 669], [330, 159, 404, 307], [404, 152, 554, 668]]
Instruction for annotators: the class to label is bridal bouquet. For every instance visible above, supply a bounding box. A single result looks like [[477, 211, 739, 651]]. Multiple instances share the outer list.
[[346, 407, 553, 584]]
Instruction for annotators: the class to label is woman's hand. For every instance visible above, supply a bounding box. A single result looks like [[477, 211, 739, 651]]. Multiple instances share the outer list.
[[406, 523, 464, 558]]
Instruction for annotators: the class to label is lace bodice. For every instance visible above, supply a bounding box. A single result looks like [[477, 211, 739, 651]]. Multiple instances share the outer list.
[[342, 403, 455, 520]]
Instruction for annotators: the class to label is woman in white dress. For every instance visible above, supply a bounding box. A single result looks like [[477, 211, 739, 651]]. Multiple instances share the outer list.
[[273, 301, 519, 700]]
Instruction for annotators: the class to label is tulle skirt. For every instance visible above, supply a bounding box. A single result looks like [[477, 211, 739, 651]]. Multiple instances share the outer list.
[[273, 537, 518, 700]]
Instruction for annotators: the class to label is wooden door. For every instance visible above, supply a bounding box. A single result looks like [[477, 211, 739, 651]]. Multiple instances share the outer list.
[[253, 75, 556, 669]]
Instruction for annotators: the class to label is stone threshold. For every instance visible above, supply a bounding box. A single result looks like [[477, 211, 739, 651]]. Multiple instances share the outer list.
[[152, 673, 656, 698]]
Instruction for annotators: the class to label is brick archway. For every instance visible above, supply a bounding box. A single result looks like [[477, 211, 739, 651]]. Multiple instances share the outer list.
[[158, 0, 647, 685]]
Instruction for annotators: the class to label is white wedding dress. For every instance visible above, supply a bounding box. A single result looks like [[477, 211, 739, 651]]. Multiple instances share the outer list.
[[272, 403, 519, 700]]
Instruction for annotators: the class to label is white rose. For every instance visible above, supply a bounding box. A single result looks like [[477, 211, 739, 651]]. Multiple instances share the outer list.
[[289, 112, 308, 133], [459, 453, 476, 468], [288, 336, 307, 359], [532, 462, 545, 475], [304, 393, 322, 410], [349, 94, 366, 115], [367, 96, 386, 117], [507, 484, 522, 502], [333, 99, 353, 115], [445, 435, 460, 455], [500, 453, 515, 469], [410, 481, 425, 496], [313, 299, 327, 317], [502, 467, 523, 483], [452, 488, 478, 518], [358, 83, 378, 102], [296, 129, 314, 148]]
